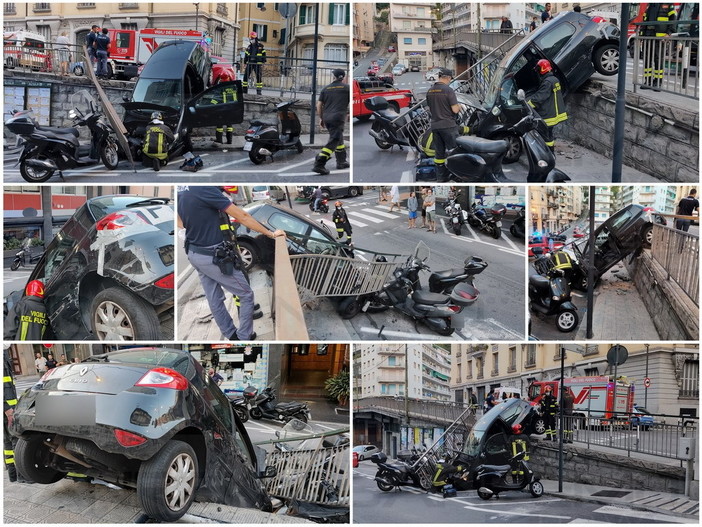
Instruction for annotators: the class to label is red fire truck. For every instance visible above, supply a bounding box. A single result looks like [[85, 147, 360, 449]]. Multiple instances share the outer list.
[[528, 376, 635, 430]]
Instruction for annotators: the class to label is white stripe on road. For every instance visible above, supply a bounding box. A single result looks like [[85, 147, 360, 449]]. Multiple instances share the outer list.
[[501, 233, 520, 252], [459, 503, 571, 520], [348, 211, 385, 223], [362, 208, 402, 219], [358, 327, 461, 340], [592, 505, 699, 523], [401, 170, 414, 183]]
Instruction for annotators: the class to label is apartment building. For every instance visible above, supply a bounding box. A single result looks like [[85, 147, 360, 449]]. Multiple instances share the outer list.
[[285, 3, 350, 68], [389, 2, 435, 70], [529, 186, 584, 233], [237, 3, 286, 61], [353, 2, 376, 56], [618, 185, 679, 214]]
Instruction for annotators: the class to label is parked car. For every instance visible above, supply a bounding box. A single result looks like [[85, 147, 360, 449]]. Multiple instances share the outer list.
[[388, 45, 396, 53], [528, 236, 565, 257], [395, 63, 408, 73], [425, 67, 442, 81], [234, 202, 353, 271], [299, 185, 364, 201], [10, 347, 274, 522], [410, 64, 420, 72], [392, 64, 404, 76], [630, 406, 655, 430], [251, 185, 286, 202], [353, 444, 381, 461], [8, 196, 174, 341]]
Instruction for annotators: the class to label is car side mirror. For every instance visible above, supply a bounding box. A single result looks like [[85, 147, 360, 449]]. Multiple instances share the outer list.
[[189, 106, 196, 115], [517, 89, 526, 101], [491, 105, 501, 116]]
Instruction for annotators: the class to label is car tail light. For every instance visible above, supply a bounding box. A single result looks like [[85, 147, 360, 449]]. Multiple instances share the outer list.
[[114, 429, 147, 447], [154, 273, 174, 289], [95, 211, 145, 231], [135, 367, 188, 390]]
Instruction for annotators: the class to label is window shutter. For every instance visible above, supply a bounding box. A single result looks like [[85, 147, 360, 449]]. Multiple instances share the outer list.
[[299, 8, 306, 25], [263, 25, 268, 42], [329, 4, 335, 25], [279, 27, 286, 45], [345, 3, 350, 25]]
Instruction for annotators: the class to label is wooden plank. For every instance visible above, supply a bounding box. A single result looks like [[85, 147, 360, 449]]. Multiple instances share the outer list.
[[274, 237, 309, 340]]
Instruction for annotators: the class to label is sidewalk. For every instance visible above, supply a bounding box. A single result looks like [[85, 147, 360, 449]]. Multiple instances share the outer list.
[[541, 478, 699, 522], [192, 132, 350, 152]]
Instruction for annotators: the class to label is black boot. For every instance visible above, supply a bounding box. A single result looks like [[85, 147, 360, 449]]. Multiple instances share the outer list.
[[652, 79, 661, 92], [153, 157, 160, 171], [226, 131, 233, 144], [312, 154, 330, 175], [335, 149, 350, 169], [436, 163, 450, 183], [214, 130, 223, 143], [640, 78, 652, 90]]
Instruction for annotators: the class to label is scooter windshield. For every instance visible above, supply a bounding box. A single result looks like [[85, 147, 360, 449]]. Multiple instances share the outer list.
[[70, 89, 97, 118], [411, 241, 430, 264]]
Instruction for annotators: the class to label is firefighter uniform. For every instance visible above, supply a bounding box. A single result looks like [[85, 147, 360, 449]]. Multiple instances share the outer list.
[[244, 40, 266, 95], [211, 83, 239, 144], [313, 71, 350, 175], [640, 4, 676, 91], [3, 284, 48, 341], [142, 115, 175, 171], [510, 436, 529, 481], [332, 202, 353, 245], [427, 72, 460, 183], [4, 350, 18, 482], [541, 390, 559, 441], [528, 70, 567, 151]]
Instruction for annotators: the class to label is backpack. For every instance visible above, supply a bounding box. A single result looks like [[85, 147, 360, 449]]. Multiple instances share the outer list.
[[180, 155, 204, 172]]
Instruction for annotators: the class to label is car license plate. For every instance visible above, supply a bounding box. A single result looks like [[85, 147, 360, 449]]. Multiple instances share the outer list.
[[243, 142, 253, 152], [495, 221, 502, 227]]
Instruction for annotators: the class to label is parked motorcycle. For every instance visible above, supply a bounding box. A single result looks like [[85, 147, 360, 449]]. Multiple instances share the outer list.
[[244, 100, 304, 164], [10, 240, 43, 271], [467, 203, 507, 240], [245, 385, 310, 428], [528, 266, 579, 332], [510, 206, 526, 239], [5, 90, 119, 182], [474, 449, 544, 500], [371, 451, 433, 492], [364, 95, 420, 151], [309, 197, 330, 214], [444, 198, 469, 236]]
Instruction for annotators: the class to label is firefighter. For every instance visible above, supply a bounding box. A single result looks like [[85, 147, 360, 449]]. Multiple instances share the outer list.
[[528, 59, 567, 152], [509, 425, 529, 481], [142, 111, 175, 171], [639, 3, 676, 91], [4, 348, 19, 482], [312, 69, 350, 175], [4, 280, 49, 341], [243, 32, 266, 95], [212, 71, 238, 144], [332, 201, 353, 246], [541, 384, 559, 441], [426, 67, 460, 183]]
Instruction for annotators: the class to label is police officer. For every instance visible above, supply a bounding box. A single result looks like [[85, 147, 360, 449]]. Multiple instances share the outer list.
[[177, 186, 285, 341], [3, 348, 19, 482], [640, 3, 676, 91], [86, 24, 100, 64], [528, 59, 567, 152], [243, 32, 266, 95], [332, 201, 353, 246], [427, 67, 460, 183], [212, 72, 238, 144], [541, 385, 559, 441], [95, 27, 110, 79], [312, 69, 350, 175], [562, 388, 575, 443], [4, 280, 48, 341], [142, 111, 175, 171], [676, 189, 699, 232]]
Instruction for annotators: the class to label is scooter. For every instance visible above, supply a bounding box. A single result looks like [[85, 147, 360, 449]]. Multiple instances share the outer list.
[[528, 266, 579, 332], [510, 206, 526, 239], [371, 451, 434, 492], [474, 449, 544, 500], [10, 241, 43, 271], [5, 90, 119, 183], [444, 198, 469, 236], [244, 100, 304, 164], [364, 95, 420, 151], [245, 385, 311, 428], [467, 203, 507, 240], [309, 197, 329, 214], [227, 394, 250, 423]]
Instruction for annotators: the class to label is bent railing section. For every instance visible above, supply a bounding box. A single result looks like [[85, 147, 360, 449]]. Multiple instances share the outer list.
[[650, 223, 699, 305]]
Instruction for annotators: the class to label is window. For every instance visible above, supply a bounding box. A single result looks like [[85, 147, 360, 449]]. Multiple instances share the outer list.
[[35, 25, 51, 41], [4, 3, 16, 14], [404, 37, 412, 45], [584, 367, 599, 376], [299, 4, 316, 25], [680, 358, 699, 398], [403, 21, 411, 29], [417, 7, 425, 17], [329, 3, 349, 25], [476, 357, 484, 379], [534, 22, 576, 60], [77, 2, 96, 8], [120, 23, 137, 32], [388, 356, 396, 366], [418, 38, 427, 45], [491, 352, 499, 375], [213, 27, 225, 56], [115, 31, 133, 48], [253, 23, 268, 42], [33, 3, 51, 12], [524, 344, 536, 367], [508, 346, 517, 373], [324, 43, 348, 64]]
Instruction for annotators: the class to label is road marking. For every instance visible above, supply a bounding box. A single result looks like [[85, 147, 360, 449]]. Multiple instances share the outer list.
[[501, 233, 520, 252], [348, 211, 385, 223], [401, 170, 414, 183], [358, 327, 461, 340], [592, 505, 699, 523], [483, 318, 525, 339], [204, 157, 255, 170], [362, 208, 402, 219], [442, 233, 524, 256], [460, 503, 571, 519], [569, 519, 607, 523]]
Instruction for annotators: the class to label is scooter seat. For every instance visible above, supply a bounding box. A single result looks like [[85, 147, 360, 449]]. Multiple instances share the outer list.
[[479, 464, 511, 472], [529, 273, 551, 293], [377, 108, 400, 120], [250, 120, 276, 127], [432, 269, 464, 280], [412, 290, 450, 305], [276, 402, 304, 410], [36, 125, 80, 138], [456, 136, 508, 154]]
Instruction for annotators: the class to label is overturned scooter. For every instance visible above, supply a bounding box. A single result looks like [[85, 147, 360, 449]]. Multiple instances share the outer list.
[[244, 100, 304, 164]]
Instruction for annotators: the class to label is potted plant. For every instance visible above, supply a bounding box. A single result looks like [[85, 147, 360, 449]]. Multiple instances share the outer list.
[[325, 369, 350, 406]]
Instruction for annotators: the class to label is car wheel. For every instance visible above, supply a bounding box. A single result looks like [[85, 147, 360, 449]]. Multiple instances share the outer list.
[[358, 454, 364, 461], [557, 309, 579, 332], [495, 133, 522, 164], [338, 297, 361, 319], [249, 148, 266, 165], [14, 435, 67, 484], [349, 187, 360, 197], [642, 224, 653, 247], [594, 44, 619, 75], [529, 480, 544, 498], [19, 156, 55, 183], [100, 139, 120, 170], [90, 286, 160, 341], [236, 240, 258, 272], [137, 440, 198, 523], [534, 417, 546, 435]]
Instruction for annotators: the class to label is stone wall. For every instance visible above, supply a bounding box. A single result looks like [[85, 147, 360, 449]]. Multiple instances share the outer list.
[[530, 440, 688, 495], [559, 79, 699, 182], [626, 251, 699, 340]]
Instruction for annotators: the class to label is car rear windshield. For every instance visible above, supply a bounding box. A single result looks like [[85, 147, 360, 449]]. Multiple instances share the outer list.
[[90, 349, 191, 376], [88, 196, 171, 221]]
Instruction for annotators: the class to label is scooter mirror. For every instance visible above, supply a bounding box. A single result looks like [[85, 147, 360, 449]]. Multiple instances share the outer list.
[[517, 89, 526, 101], [491, 106, 501, 116]]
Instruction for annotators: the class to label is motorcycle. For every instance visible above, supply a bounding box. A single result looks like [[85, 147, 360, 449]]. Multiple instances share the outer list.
[[371, 450, 434, 492], [467, 203, 507, 240], [10, 240, 43, 271], [245, 385, 310, 428], [474, 449, 544, 500], [5, 90, 120, 182], [309, 196, 330, 214], [444, 197, 469, 236], [228, 393, 250, 423], [244, 100, 304, 164], [510, 206, 526, 239], [528, 265, 579, 332], [364, 95, 420, 151]]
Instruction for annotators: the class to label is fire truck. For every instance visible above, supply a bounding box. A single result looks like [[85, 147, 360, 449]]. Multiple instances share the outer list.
[[528, 376, 635, 430], [352, 78, 413, 121]]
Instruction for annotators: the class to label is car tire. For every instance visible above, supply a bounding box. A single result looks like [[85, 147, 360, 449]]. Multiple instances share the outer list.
[[534, 417, 546, 435], [641, 224, 653, 248], [338, 297, 361, 319], [90, 286, 160, 341], [594, 43, 619, 76], [236, 240, 258, 272], [349, 187, 360, 197], [137, 440, 198, 523], [496, 133, 522, 164], [15, 435, 67, 485], [358, 454, 364, 461]]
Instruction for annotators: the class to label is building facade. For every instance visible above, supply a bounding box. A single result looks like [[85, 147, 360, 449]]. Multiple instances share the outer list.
[[353, 1, 376, 56], [237, 2, 286, 63], [389, 2, 435, 70], [285, 3, 350, 69]]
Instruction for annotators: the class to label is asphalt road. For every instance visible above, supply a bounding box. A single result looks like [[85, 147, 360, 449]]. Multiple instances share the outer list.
[[352, 462, 684, 524]]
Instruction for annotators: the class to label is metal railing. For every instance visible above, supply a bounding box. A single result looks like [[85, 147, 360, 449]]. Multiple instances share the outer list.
[[435, 28, 526, 54], [3, 41, 89, 75], [650, 223, 699, 305], [261, 55, 350, 96], [355, 396, 479, 428]]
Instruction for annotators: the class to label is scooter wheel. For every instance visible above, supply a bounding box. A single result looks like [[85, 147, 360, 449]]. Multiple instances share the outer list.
[[477, 488, 493, 500], [491, 225, 502, 239], [233, 406, 249, 423], [19, 158, 55, 183], [295, 139, 304, 154], [453, 223, 462, 236], [249, 407, 263, 420], [529, 480, 544, 498], [337, 297, 361, 319], [557, 309, 579, 332], [10, 261, 21, 271], [376, 480, 394, 492], [433, 320, 454, 337], [248, 148, 266, 165]]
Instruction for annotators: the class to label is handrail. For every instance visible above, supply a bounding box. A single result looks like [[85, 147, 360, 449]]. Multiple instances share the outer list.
[[273, 236, 309, 340]]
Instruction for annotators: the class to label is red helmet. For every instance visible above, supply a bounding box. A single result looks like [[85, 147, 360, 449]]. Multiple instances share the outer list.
[[221, 185, 238, 193], [25, 280, 45, 298], [536, 59, 552, 74], [249, 31, 257, 39], [511, 424, 523, 435], [335, 201, 342, 207], [218, 71, 232, 83]]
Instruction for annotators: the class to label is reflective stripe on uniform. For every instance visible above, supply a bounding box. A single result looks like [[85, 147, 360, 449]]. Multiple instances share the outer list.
[[3, 376, 13, 383], [6, 399, 17, 406]]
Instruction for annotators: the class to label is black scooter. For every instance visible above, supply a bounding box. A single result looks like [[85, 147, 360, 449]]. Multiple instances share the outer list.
[[6, 90, 119, 183], [371, 451, 433, 492], [364, 95, 419, 150], [474, 449, 544, 500], [227, 393, 250, 423], [309, 197, 329, 214], [244, 100, 303, 164], [10, 241, 43, 271], [510, 206, 526, 239], [467, 203, 507, 240], [528, 266, 579, 332], [245, 385, 310, 428]]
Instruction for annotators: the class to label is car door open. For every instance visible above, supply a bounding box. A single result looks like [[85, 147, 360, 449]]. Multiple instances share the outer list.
[[185, 80, 245, 129]]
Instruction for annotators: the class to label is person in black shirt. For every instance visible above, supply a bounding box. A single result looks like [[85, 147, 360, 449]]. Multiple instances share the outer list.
[[676, 188, 699, 232], [86, 25, 99, 64], [312, 69, 350, 175], [95, 28, 110, 78], [427, 67, 460, 183]]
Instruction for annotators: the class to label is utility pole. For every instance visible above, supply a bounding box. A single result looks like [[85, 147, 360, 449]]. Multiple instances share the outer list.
[[404, 343, 409, 425], [476, 3, 482, 59], [586, 187, 595, 338], [309, 3, 320, 144], [611, 2, 629, 183], [644, 343, 650, 408], [194, 3, 200, 32], [558, 345, 565, 493]]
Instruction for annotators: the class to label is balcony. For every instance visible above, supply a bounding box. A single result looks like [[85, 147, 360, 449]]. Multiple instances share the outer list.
[[4, 4, 16, 15], [217, 3, 228, 16], [33, 3, 51, 12], [119, 3, 139, 8], [393, 12, 434, 21]]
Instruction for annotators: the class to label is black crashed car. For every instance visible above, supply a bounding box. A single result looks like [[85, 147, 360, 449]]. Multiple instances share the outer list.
[[18, 195, 174, 341], [10, 348, 274, 522], [235, 202, 353, 272]]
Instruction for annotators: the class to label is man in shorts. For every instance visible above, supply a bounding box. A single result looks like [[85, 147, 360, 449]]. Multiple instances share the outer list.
[[424, 188, 436, 233]]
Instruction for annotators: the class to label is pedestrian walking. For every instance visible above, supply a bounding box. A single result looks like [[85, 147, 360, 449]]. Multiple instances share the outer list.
[[332, 201, 353, 245], [528, 59, 567, 152], [484, 389, 499, 413], [407, 191, 418, 229], [312, 186, 324, 214], [211, 71, 238, 144], [3, 280, 49, 341], [243, 32, 266, 95], [55, 32, 71, 76], [500, 17, 513, 33], [45, 354, 57, 370], [34, 352, 47, 375], [424, 188, 437, 233], [675, 189, 699, 231], [177, 186, 286, 341], [639, 3, 676, 91], [389, 185, 401, 212], [142, 111, 174, 171], [426, 68, 460, 183], [95, 28, 110, 78], [379, 186, 389, 202], [86, 24, 99, 64], [541, 3, 553, 23], [562, 388, 574, 443], [541, 385, 559, 441], [312, 69, 350, 175]]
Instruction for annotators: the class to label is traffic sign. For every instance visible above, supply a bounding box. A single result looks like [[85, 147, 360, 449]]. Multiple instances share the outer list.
[[607, 345, 628, 366], [643, 377, 651, 388], [43, 343, 53, 349]]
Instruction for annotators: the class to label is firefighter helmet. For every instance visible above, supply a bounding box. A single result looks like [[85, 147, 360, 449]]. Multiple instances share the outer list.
[[25, 280, 45, 298], [218, 71, 232, 83], [536, 59, 552, 74], [335, 201, 342, 207], [221, 186, 238, 194], [150, 111, 163, 122], [249, 31, 257, 39]]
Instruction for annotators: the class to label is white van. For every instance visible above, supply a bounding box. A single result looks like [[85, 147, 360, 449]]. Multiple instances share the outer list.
[[4, 30, 49, 70]]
